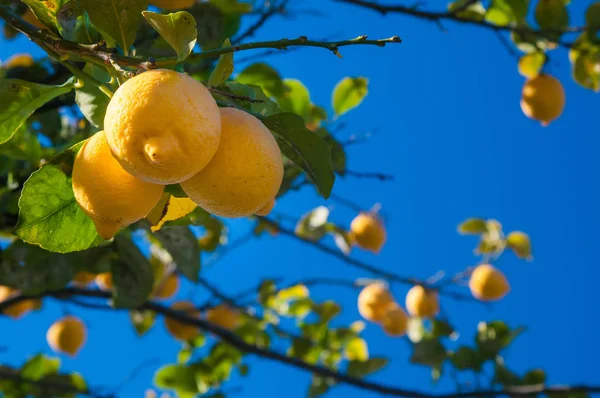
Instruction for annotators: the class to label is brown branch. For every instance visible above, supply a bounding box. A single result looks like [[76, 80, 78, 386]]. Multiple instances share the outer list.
[[333, 0, 584, 49], [232, 0, 290, 45], [2, 288, 599, 398]]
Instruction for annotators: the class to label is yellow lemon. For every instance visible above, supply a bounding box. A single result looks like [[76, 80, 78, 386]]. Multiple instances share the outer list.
[[149, 0, 196, 9], [357, 283, 394, 323], [181, 107, 283, 218], [255, 199, 275, 217], [72, 271, 96, 287], [165, 301, 200, 341], [153, 274, 179, 300], [381, 303, 408, 337], [350, 212, 387, 253], [95, 273, 113, 290], [0, 286, 39, 319], [22, 8, 45, 30], [3, 53, 34, 69], [104, 69, 221, 184], [405, 285, 439, 318], [205, 305, 240, 331], [520, 74, 565, 126], [72, 131, 164, 240], [47, 316, 86, 356], [469, 264, 510, 301]]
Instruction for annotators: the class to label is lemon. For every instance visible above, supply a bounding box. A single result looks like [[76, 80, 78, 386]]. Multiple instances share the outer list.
[[73, 131, 165, 240], [405, 285, 439, 318], [0, 286, 39, 319], [149, 0, 196, 9], [357, 283, 394, 323], [350, 212, 387, 253], [3, 54, 34, 69], [47, 316, 87, 357], [520, 74, 565, 126], [72, 271, 96, 287], [205, 305, 240, 330], [255, 199, 275, 217], [381, 303, 408, 337], [104, 70, 221, 184], [95, 273, 113, 290], [165, 301, 200, 341], [181, 107, 283, 217], [469, 264, 510, 301], [153, 274, 179, 300]]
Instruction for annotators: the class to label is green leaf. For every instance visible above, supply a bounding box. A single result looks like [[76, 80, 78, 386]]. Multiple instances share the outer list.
[[431, 319, 455, 338], [506, 231, 533, 259], [22, 0, 69, 33], [274, 284, 309, 301], [208, 38, 234, 87], [0, 79, 73, 145], [315, 128, 346, 174], [276, 79, 311, 118], [75, 64, 111, 128], [457, 218, 488, 234], [485, 0, 528, 26], [142, 11, 197, 62], [494, 362, 521, 386], [165, 184, 187, 198], [21, 355, 60, 380], [154, 364, 199, 394], [448, 0, 486, 20], [210, 0, 253, 14], [0, 241, 77, 294], [535, 0, 569, 31], [410, 338, 447, 367], [236, 62, 285, 97], [345, 337, 369, 361], [130, 309, 156, 336], [570, 34, 600, 92], [222, 82, 282, 117], [518, 52, 546, 78], [15, 161, 101, 253], [155, 227, 201, 282], [347, 358, 388, 378], [312, 300, 340, 324], [332, 77, 368, 118], [407, 317, 426, 343], [450, 346, 483, 370], [112, 236, 154, 308], [263, 113, 335, 198], [80, 0, 147, 56], [308, 375, 335, 398], [586, 2, 600, 31], [476, 321, 525, 359], [523, 368, 546, 385], [295, 206, 329, 241], [57, 0, 100, 43]]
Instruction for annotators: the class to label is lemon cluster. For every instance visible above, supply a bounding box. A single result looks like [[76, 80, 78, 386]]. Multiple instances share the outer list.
[[72, 69, 284, 240]]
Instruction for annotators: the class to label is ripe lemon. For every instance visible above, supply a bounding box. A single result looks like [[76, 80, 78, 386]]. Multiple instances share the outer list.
[[255, 199, 275, 217], [104, 70, 221, 184], [149, 0, 196, 9], [469, 264, 510, 301], [350, 212, 387, 253], [205, 305, 240, 330], [3, 53, 34, 69], [95, 273, 113, 290], [47, 316, 87, 357], [0, 286, 39, 319], [72, 271, 96, 287], [153, 274, 179, 300], [181, 107, 283, 217], [381, 303, 408, 337], [520, 74, 565, 126], [357, 283, 394, 323], [405, 285, 439, 318], [165, 301, 200, 341], [22, 8, 45, 30], [73, 131, 165, 240]]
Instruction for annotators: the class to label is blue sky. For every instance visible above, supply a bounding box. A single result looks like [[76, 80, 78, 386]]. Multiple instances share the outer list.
[[1, 1, 599, 397]]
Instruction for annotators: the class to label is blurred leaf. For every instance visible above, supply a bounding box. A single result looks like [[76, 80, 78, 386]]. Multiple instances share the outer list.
[[154, 364, 199, 394], [210, 0, 253, 14], [407, 317, 426, 343], [494, 362, 521, 386], [347, 358, 388, 378], [315, 128, 346, 174], [191, 3, 238, 50], [237, 62, 285, 97], [506, 231, 533, 259], [523, 368, 546, 385], [586, 2, 600, 31], [450, 346, 483, 371], [75, 64, 111, 128], [308, 375, 335, 398], [112, 236, 154, 308], [20, 355, 60, 380], [220, 82, 282, 117], [332, 77, 368, 118], [295, 206, 330, 241], [448, 0, 486, 20], [432, 319, 455, 338], [130, 309, 155, 336], [142, 11, 197, 62], [485, 0, 528, 26], [0, 79, 74, 144], [410, 338, 447, 367], [277, 79, 311, 118], [263, 113, 335, 198], [155, 227, 201, 282], [476, 321, 525, 359], [535, 0, 569, 31], [313, 300, 341, 324], [457, 218, 488, 235], [275, 284, 309, 302], [518, 52, 546, 78], [345, 337, 369, 361], [81, 0, 147, 55], [208, 38, 234, 86]]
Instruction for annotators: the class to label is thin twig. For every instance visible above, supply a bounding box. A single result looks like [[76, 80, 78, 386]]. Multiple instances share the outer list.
[[232, 0, 290, 45], [342, 169, 395, 181]]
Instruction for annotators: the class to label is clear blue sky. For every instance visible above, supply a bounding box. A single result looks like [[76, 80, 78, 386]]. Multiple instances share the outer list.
[[2, 1, 599, 397]]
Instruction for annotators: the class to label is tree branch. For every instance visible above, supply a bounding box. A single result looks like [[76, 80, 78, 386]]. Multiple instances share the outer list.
[[232, 0, 291, 45], [333, 0, 583, 49], [1, 288, 599, 398]]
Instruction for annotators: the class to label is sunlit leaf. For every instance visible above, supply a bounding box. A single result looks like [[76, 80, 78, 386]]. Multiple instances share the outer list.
[[518, 52, 546, 78], [208, 38, 234, 86], [332, 77, 368, 118], [236, 62, 285, 97], [155, 227, 201, 282], [506, 231, 533, 259], [142, 11, 197, 62], [147, 194, 198, 232]]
